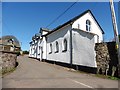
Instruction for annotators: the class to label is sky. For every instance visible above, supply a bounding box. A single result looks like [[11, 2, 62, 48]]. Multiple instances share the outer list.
[[2, 2, 119, 51]]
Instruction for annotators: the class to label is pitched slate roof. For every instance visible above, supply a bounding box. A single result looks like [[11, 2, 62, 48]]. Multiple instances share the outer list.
[[45, 10, 104, 36]]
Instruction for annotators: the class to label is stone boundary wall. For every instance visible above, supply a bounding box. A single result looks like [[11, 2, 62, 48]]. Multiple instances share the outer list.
[[0, 51, 17, 74], [95, 42, 118, 77]]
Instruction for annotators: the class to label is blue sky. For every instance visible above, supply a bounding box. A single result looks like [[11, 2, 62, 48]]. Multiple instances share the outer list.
[[2, 2, 119, 51]]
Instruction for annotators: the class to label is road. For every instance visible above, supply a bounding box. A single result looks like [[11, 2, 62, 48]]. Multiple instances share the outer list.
[[2, 56, 118, 88]]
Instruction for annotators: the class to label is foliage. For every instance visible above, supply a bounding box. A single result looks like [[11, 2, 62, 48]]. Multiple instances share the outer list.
[[1, 62, 18, 77], [16, 52, 20, 56], [23, 50, 29, 54], [1, 67, 16, 77], [95, 74, 120, 80]]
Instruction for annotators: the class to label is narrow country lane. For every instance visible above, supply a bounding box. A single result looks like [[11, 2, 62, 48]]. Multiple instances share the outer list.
[[2, 56, 118, 88]]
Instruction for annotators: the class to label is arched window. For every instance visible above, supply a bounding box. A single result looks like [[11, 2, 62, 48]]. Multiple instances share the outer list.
[[78, 24, 80, 29], [86, 20, 91, 31], [55, 41, 59, 53], [49, 43, 52, 54], [63, 39, 67, 52]]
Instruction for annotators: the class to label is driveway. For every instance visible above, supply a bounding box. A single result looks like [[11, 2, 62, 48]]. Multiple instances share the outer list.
[[2, 56, 118, 88]]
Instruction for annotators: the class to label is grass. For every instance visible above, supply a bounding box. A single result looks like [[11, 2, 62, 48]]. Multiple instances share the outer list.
[[0, 62, 18, 78], [67, 68, 120, 80], [1, 67, 16, 78], [95, 74, 120, 80]]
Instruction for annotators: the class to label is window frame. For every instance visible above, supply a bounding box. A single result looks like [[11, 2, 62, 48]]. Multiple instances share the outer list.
[[49, 43, 52, 54], [86, 20, 91, 31], [62, 39, 67, 52], [78, 23, 80, 29], [55, 41, 59, 53]]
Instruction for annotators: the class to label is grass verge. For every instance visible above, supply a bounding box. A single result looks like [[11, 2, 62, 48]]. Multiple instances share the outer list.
[[95, 74, 120, 80], [0, 62, 18, 78], [1, 67, 16, 78], [67, 68, 120, 80]]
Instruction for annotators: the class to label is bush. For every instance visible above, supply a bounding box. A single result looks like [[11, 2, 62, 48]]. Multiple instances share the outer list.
[[23, 50, 29, 54], [16, 52, 20, 56]]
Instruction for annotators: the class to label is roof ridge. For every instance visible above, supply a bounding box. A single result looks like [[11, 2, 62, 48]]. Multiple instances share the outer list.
[[45, 9, 104, 36]]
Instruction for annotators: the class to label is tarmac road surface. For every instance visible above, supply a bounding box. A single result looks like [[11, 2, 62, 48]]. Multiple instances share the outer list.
[[2, 56, 118, 89]]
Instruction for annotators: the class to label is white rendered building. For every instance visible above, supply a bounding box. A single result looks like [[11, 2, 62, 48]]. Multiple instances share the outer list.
[[29, 10, 104, 68]]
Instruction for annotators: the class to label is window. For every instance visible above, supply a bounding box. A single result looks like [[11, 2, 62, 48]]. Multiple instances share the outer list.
[[49, 43, 52, 54], [62, 39, 67, 52], [86, 20, 91, 31], [38, 46, 41, 55], [78, 24, 80, 29], [55, 41, 59, 53], [31, 48, 32, 55], [8, 39, 14, 44]]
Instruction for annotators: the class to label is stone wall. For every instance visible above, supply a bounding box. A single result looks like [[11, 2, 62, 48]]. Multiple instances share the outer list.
[[0, 51, 17, 74], [95, 42, 118, 77]]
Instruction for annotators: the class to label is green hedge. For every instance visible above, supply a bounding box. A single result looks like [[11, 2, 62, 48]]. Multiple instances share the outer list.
[[23, 51, 29, 54]]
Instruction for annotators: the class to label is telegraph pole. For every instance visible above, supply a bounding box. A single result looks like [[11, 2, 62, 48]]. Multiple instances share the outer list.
[[109, 0, 120, 77]]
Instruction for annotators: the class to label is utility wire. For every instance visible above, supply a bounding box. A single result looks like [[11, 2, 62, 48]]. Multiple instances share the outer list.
[[46, 0, 78, 28]]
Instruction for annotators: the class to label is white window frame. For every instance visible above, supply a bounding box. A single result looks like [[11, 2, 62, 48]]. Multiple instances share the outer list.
[[55, 41, 59, 53], [86, 20, 91, 31], [49, 43, 52, 54], [78, 23, 80, 29], [62, 39, 67, 52]]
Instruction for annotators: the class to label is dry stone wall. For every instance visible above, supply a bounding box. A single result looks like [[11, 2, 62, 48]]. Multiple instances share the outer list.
[[0, 51, 17, 74], [95, 42, 118, 77]]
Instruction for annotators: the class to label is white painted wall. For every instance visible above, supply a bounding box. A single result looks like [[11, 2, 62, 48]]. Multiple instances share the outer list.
[[46, 25, 71, 64], [29, 11, 103, 68], [36, 39, 40, 59], [72, 29, 97, 67], [34, 40, 37, 58], [29, 41, 34, 58], [29, 30, 49, 60], [29, 40, 38, 58], [37, 30, 49, 60], [29, 44, 32, 57], [31, 43, 34, 58], [42, 37, 47, 60], [38, 36, 47, 60], [30, 44, 32, 57], [10, 46, 14, 51], [72, 12, 103, 43], [42, 31, 49, 36]]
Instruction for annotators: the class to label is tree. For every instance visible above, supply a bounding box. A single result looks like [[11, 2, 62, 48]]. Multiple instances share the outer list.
[[23, 50, 29, 54]]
